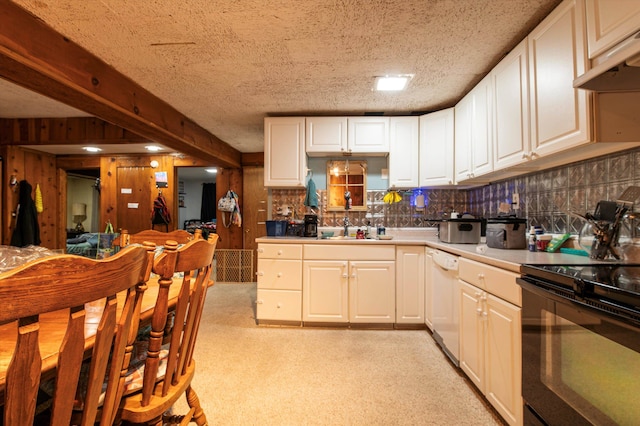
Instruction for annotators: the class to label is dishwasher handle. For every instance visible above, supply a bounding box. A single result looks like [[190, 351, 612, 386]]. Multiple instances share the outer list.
[[432, 250, 459, 271]]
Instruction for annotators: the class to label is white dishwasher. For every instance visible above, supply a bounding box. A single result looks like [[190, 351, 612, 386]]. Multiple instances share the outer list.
[[431, 249, 460, 366]]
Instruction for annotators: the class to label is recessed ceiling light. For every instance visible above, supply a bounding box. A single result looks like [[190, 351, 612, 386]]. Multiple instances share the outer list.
[[145, 145, 162, 152], [374, 75, 413, 91], [83, 146, 102, 153], [205, 168, 217, 174]]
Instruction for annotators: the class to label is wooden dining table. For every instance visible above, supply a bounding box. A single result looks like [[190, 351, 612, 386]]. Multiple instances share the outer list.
[[0, 276, 183, 399]]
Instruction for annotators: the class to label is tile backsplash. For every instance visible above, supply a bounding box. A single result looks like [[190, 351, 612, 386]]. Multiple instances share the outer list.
[[272, 146, 640, 233]]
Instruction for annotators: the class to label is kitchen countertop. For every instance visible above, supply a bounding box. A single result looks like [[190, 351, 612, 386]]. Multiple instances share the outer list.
[[256, 227, 605, 274]]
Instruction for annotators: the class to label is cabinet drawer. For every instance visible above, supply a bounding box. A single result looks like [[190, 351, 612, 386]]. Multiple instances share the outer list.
[[258, 243, 302, 260], [304, 244, 395, 261], [257, 259, 302, 290], [458, 258, 521, 307], [256, 289, 302, 321]]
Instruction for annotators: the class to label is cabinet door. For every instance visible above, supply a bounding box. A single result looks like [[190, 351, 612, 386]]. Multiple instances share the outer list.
[[471, 75, 493, 177], [485, 295, 522, 426], [302, 261, 348, 323], [396, 246, 425, 324], [347, 117, 390, 153], [585, 0, 640, 58], [305, 117, 347, 154], [459, 280, 485, 393], [456, 75, 493, 184], [493, 39, 530, 171], [419, 108, 455, 186], [388, 116, 420, 189], [454, 94, 472, 184], [349, 261, 395, 323], [425, 250, 433, 331], [529, 0, 590, 158], [264, 117, 306, 187]]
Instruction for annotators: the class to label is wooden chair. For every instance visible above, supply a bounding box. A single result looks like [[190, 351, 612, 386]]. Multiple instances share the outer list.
[[118, 233, 218, 426], [0, 244, 155, 426], [115, 229, 201, 249]]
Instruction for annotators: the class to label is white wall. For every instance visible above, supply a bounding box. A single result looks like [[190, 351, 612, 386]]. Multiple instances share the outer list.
[[178, 179, 216, 228], [67, 176, 97, 232]]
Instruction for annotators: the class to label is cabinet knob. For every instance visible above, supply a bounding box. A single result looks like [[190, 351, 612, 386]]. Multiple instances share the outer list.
[[257, 271, 264, 276], [476, 308, 483, 315], [277, 303, 282, 308], [277, 250, 283, 255], [258, 248, 264, 253], [342, 274, 348, 278], [277, 272, 282, 277], [478, 273, 485, 280], [256, 300, 263, 304], [475, 291, 482, 297]]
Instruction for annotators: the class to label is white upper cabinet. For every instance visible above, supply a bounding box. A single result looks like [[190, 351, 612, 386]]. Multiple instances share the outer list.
[[264, 117, 307, 187], [419, 108, 455, 186], [388, 116, 420, 189], [529, 0, 590, 157], [347, 117, 390, 154], [493, 39, 530, 171], [305, 116, 389, 155], [454, 92, 473, 184], [585, 0, 640, 58], [305, 117, 347, 154], [471, 75, 494, 178], [455, 74, 493, 184]]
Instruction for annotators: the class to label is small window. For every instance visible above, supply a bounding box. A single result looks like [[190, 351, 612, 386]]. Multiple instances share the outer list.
[[326, 160, 367, 211]]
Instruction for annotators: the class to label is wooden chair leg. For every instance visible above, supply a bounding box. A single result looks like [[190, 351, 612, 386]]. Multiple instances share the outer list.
[[186, 385, 207, 426]]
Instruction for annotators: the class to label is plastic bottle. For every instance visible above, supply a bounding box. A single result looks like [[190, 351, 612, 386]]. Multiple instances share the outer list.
[[528, 226, 537, 252]]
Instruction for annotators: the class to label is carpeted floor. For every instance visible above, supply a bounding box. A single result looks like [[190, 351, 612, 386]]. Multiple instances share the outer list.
[[175, 283, 505, 425]]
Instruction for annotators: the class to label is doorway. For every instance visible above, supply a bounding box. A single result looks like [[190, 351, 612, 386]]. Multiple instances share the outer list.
[[67, 170, 100, 234]]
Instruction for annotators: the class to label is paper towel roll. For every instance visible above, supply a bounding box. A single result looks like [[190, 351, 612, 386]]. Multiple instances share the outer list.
[[415, 194, 425, 209]]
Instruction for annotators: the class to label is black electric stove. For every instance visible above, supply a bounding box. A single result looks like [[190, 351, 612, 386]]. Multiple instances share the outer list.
[[519, 263, 640, 425], [520, 264, 640, 319]]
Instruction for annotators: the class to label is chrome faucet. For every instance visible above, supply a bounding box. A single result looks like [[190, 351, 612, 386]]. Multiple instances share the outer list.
[[343, 216, 350, 237]]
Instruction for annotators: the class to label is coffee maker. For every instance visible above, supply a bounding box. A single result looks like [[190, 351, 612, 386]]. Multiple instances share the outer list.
[[304, 214, 318, 237]]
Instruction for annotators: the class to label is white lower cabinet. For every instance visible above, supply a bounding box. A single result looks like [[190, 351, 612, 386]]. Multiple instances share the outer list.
[[303, 260, 395, 323], [256, 243, 303, 322], [396, 246, 425, 324], [349, 261, 395, 323], [303, 244, 395, 324], [302, 260, 349, 322], [424, 250, 434, 331], [458, 257, 522, 426]]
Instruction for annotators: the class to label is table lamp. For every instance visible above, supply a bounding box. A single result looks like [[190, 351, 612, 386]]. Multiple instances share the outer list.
[[72, 203, 87, 232]]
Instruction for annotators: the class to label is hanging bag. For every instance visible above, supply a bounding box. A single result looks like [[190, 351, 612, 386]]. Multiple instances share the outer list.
[[217, 190, 237, 212], [218, 190, 239, 228]]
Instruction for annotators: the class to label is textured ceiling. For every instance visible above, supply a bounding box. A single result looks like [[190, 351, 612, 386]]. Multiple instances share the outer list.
[[6, 0, 562, 154]]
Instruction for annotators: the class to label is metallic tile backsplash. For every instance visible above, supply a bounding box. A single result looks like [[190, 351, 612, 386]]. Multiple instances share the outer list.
[[272, 147, 640, 233]]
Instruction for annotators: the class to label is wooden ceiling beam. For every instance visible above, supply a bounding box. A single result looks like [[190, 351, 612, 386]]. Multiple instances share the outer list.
[[0, 2, 241, 169]]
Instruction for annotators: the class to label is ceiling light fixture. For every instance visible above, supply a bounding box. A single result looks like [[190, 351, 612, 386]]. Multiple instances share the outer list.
[[205, 168, 217, 174], [145, 145, 162, 152], [83, 146, 102, 153], [374, 75, 413, 91]]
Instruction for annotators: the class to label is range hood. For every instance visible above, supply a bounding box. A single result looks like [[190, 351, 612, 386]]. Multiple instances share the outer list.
[[574, 30, 640, 92]]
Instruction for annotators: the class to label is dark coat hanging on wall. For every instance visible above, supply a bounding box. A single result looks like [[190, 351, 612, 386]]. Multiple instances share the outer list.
[[11, 180, 41, 247]]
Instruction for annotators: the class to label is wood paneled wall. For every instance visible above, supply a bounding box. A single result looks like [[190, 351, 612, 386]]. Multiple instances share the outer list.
[[100, 155, 176, 235], [215, 168, 244, 249], [1, 146, 59, 248], [1, 146, 249, 252]]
